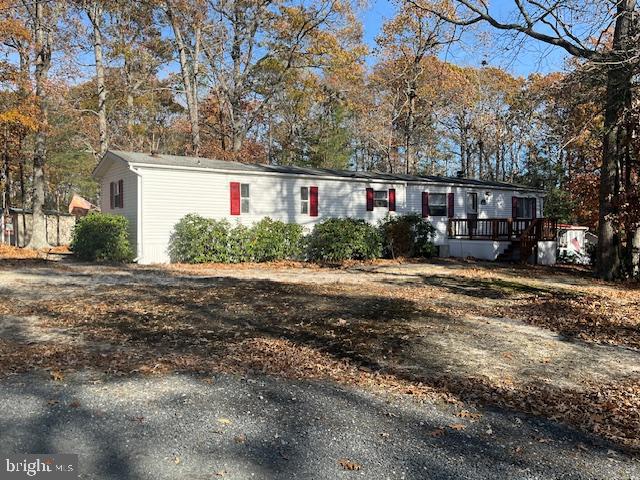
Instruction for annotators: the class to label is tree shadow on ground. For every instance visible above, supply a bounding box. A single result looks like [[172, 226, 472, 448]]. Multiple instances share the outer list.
[[0, 372, 624, 480], [374, 272, 556, 299], [1, 267, 639, 454]]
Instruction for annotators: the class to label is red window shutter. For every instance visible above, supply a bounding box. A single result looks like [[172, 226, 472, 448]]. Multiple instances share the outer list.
[[447, 192, 454, 218], [388, 188, 396, 211], [310, 186, 318, 217], [512, 196, 518, 218], [422, 192, 429, 218], [230, 182, 240, 215], [118, 179, 124, 208], [366, 188, 374, 211], [110, 182, 114, 209]]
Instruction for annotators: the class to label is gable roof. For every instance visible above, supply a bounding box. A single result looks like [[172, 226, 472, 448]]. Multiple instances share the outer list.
[[95, 150, 543, 192]]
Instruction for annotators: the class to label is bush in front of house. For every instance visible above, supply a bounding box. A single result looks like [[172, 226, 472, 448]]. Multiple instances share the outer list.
[[169, 214, 233, 263], [168, 214, 304, 263], [305, 218, 382, 262], [71, 212, 135, 262], [378, 213, 437, 258], [251, 217, 304, 262]]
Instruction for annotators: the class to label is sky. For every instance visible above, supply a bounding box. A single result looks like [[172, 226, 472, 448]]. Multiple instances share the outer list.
[[359, 0, 570, 77], [41, 0, 571, 85]]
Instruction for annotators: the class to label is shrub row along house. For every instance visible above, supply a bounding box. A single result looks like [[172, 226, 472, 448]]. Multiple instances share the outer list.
[[93, 151, 557, 264]]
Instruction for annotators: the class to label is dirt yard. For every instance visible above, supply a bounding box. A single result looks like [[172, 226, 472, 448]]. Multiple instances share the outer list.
[[1, 255, 639, 454]]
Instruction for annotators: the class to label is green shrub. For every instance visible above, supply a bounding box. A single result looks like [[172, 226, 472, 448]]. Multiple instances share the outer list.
[[169, 214, 304, 263], [305, 218, 382, 262], [169, 214, 232, 263], [252, 217, 304, 262], [379, 213, 437, 258], [71, 213, 134, 262]]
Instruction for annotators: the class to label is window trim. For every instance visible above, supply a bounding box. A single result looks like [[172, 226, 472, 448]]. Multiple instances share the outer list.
[[301, 186, 309, 214], [240, 183, 250, 214], [515, 197, 536, 219], [466, 192, 478, 215], [428, 193, 447, 217], [373, 190, 388, 208], [110, 180, 123, 209]]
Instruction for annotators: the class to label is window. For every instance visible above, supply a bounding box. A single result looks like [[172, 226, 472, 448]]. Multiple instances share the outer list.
[[466, 192, 478, 215], [110, 180, 123, 209], [301, 187, 309, 214], [240, 183, 250, 214], [429, 193, 447, 216], [516, 197, 536, 218], [374, 190, 388, 208]]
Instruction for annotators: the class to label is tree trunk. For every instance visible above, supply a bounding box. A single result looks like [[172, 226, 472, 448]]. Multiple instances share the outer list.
[[87, 2, 108, 159], [230, 95, 244, 153], [405, 90, 416, 175], [2, 129, 10, 214], [27, 0, 53, 250], [127, 89, 135, 149], [596, 0, 635, 280], [166, 3, 200, 156], [19, 157, 26, 247]]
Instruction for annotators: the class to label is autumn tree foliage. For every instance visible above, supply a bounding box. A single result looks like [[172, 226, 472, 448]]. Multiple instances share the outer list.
[[0, 0, 638, 278], [409, 0, 640, 278]]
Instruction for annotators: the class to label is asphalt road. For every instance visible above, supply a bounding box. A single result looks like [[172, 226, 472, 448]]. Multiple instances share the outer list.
[[1, 371, 638, 480]]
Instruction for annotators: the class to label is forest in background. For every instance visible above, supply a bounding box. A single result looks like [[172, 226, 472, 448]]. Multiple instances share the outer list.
[[0, 0, 638, 278]]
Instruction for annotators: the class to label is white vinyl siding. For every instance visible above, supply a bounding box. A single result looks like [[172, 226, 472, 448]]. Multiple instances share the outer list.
[[99, 159, 138, 254], [137, 166, 407, 263], [94, 157, 544, 263]]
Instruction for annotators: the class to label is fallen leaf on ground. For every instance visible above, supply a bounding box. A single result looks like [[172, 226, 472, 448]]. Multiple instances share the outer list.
[[217, 418, 232, 425], [456, 410, 482, 420], [448, 423, 466, 431], [429, 428, 445, 438], [50, 370, 64, 381], [338, 458, 362, 471]]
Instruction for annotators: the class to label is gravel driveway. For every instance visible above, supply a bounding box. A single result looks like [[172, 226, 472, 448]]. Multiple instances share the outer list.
[[1, 371, 638, 480], [1, 260, 639, 479]]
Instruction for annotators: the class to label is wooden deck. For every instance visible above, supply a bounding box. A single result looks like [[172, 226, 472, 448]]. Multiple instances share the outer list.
[[448, 218, 558, 242], [448, 217, 558, 263]]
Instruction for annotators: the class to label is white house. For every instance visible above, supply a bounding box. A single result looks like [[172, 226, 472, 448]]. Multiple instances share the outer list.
[[93, 150, 555, 264]]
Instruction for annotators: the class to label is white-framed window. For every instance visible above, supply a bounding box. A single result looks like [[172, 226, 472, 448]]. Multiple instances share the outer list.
[[301, 187, 309, 214], [429, 193, 447, 216], [374, 190, 388, 208], [516, 197, 536, 218], [240, 183, 250, 214], [110, 179, 123, 209]]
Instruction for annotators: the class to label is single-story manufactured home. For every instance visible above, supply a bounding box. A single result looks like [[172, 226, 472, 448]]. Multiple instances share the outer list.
[[93, 150, 557, 265]]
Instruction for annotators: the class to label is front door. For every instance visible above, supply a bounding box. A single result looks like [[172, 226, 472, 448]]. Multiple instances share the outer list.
[[466, 192, 478, 234]]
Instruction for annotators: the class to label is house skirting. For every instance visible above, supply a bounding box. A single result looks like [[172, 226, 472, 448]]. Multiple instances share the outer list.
[[445, 239, 511, 261]]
